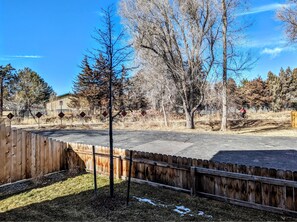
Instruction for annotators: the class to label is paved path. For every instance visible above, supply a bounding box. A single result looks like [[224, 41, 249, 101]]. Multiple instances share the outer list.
[[36, 129, 297, 171]]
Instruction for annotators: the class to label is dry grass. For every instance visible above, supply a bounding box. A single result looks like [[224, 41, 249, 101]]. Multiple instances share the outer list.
[[1, 173, 296, 221], [10, 111, 297, 137]]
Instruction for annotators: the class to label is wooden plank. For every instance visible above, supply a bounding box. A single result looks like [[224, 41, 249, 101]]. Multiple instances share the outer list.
[[25, 131, 32, 178], [177, 157, 183, 188], [207, 161, 215, 195], [200, 160, 209, 194], [10, 128, 17, 182], [38, 134, 43, 176], [226, 163, 235, 199], [261, 168, 270, 206], [0, 124, 6, 184], [53, 140, 59, 172], [193, 167, 297, 188], [247, 166, 256, 203], [167, 155, 174, 186], [61, 142, 67, 171], [57, 141, 61, 171], [44, 137, 49, 175], [40, 135, 46, 176], [294, 171, 297, 211], [213, 162, 222, 196], [197, 191, 297, 217], [275, 169, 286, 209], [135, 152, 143, 180], [34, 134, 40, 177], [254, 166, 262, 204], [162, 154, 169, 184], [269, 168, 277, 207], [155, 153, 163, 183], [116, 149, 122, 179], [285, 170, 294, 210], [217, 162, 227, 197], [145, 152, 154, 182], [191, 167, 196, 196], [48, 138, 53, 173], [237, 165, 248, 201], [31, 133, 36, 178], [16, 129, 22, 181], [21, 130, 27, 179]]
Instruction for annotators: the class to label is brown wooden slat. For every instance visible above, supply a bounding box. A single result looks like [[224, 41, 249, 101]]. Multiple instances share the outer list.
[[21, 130, 27, 179], [0, 124, 6, 184], [10, 128, 18, 182], [285, 170, 294, 210], [25, 131, 32, 178], [193, 167, 297, 188], [16, 129, 22, 181], [31, 133, 37, 178]]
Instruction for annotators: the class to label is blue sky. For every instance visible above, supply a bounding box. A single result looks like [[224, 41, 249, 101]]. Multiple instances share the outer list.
[[0, 0, 296, 95]]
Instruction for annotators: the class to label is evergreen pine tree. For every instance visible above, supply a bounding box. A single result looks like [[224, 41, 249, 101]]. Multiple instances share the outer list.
[[267, 71, 281, 111], [73, 55, 108, 113]]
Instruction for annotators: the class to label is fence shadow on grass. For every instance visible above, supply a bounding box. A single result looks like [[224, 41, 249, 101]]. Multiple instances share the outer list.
[[1, 176, 295, 222], [0, 182, 125, 221], [211, 149, 297, 171]]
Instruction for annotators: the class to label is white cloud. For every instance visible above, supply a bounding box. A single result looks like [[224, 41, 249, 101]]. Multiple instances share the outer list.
[[11, 55, 43, 59], [96, 11, 105, 17], [242, 38, 286, 49], [0, 57, 11, 61], [261, 46, 296, 58], [238, 3, 290, 16], [261, 47, 284, 57]]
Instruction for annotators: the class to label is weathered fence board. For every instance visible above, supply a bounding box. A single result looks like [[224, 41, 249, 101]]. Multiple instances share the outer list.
[[0, 124, 66, 184], [192, 166, 297, 215]]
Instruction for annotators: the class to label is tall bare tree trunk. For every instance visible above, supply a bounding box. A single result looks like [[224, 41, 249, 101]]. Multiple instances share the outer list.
[[220, 0, 228, 131], [161, 98, 168, 127], [185, 110, 194, 129]]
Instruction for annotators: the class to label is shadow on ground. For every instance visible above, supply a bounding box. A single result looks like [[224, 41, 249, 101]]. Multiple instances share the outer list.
[[211, 149, 297, 171], [1, 173, 295, 221]]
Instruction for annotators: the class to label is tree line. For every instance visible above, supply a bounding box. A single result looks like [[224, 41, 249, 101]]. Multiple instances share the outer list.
[[0, 65, 54, 118], [1, 0, 296, 130], [203, 67, 297, 114]]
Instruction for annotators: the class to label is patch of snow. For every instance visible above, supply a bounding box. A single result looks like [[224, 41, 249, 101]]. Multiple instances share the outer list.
[[133, 196, 157, 206], [198, 211, 204, 216], [173, 205, 191, 216], [132, 196, 213, 219], [198, 210, 213, 219]]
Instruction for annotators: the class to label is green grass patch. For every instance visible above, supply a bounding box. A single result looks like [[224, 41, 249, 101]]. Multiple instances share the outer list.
[[0, 173, 296, 221]]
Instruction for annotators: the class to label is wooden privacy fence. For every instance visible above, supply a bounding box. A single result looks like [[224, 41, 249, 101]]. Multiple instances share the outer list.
[[0, 123, 296, 215], [67, 145, 297, 215], [0, 124, 67, 185], [191, 167, 297, 215]]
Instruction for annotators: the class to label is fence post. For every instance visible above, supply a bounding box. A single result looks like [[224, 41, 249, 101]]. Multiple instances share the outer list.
[[126, 150, 133, 206], [190, 167, 196, 196], [92, 145, 97, 195]]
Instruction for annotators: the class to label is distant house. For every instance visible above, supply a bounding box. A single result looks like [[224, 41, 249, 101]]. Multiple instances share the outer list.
[[45, 93, 75, 116]]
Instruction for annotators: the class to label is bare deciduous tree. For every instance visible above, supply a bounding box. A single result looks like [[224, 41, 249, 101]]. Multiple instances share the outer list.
[[218, 0, 252, 131], [278, 1, 297, 43], [92, 5, 133, 197], [120, 0, 220, 129]]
